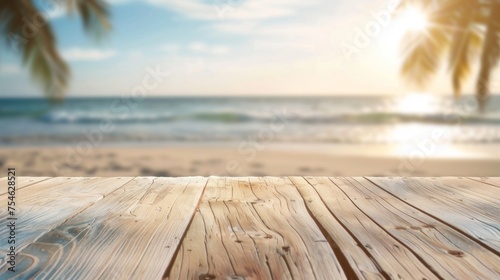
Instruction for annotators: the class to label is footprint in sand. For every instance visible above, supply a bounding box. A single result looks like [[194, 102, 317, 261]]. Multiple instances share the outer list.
[[298, 166, 312, 173], [140, 167, 171, 177], [189, 167, 198, 173], [86, 167, 98, 175], [251, 163, 263, 168], [109, 162, 131, 171]]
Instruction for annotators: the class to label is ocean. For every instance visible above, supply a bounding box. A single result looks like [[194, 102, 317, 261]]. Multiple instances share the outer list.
[[1, 95, 500, 145]]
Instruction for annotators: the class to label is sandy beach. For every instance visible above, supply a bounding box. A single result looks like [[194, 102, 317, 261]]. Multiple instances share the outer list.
[[2, 144, 499, 177]]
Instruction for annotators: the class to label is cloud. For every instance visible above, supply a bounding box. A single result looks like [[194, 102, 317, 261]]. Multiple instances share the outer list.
[[44, 0, 133, 19], [211, 45, 231, 55], [188, 42, 207, 52], [62, 48, 117, 61], [188, 42, 231, 55], [0, 64, 21, 75], [45, 6, 65, 19], [144, 0, 320, 20], [162, 43, 181, 53]]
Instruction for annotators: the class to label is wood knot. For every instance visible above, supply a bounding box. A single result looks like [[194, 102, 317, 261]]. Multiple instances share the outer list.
[[250, 199, 264, 204], [282, 245, 290, 252], [395, 226, 406, 230], [235, 240, 243, 243], [264, 234, 273, 239], [448, 250, 464, 257], [422, 224, 435, 228], [199, 273, 216, 280], [365, 244, 372, 249]]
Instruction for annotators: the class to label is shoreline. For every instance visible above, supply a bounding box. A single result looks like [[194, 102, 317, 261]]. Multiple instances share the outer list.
[[1, 144, 499, 177]]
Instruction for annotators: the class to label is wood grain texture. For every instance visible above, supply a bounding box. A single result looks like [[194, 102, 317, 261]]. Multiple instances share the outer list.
[[4, 177, 207, 280], [299, 177, 438, 280], [339, 177, 500, 279], [434, 178, 500, 221], [0, 177, 133, 269], [469, 177, 500, 188], [0, 177, 50, 195], [368, 177, 500, 253], [168, 177, 270, 279], [168, 177, 347, 280], [289, 176, 384, 280], [128, 177, 207, 279], [2, 176, 499, 279]]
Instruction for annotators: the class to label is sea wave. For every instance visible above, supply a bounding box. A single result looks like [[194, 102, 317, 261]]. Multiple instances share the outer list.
[[30, 110, 500, 125], [37, 111, 269, 124]]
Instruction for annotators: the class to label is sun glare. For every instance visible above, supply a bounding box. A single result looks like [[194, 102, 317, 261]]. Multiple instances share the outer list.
[[402, 7, 428, 32], [394, 93, 438, 115], [380, 6, 430, 59]]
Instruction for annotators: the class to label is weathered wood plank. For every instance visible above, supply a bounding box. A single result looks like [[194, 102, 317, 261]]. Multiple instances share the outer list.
[[289, 177, 384, 279], [3, 177, 207, 279], [338, 177, 500, 279], [298, 176, 438, 280], [0, 177, 133, 268], [469, 177, 500, 188], [2, 176, 499, 279], [251, 177, 347, 279], [0, 177, 50, 195], [168, 177, 272, 279], [431, 178, 500, 221], [368, 177, 500, 253], [128, 177, 207, 279], [168, 177, 347, 279]]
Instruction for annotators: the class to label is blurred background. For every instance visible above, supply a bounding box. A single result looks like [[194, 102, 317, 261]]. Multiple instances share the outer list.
[[1, 0, 499, 177]]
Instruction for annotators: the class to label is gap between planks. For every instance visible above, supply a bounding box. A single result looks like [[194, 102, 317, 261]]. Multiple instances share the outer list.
[[4, 177, 208, 279], [366, 177, 500, 255]]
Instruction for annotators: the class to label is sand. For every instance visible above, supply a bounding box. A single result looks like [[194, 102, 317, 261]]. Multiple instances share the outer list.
[[1, 144, 499, 177]]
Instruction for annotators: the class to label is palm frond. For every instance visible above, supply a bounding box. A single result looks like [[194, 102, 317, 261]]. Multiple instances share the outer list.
[[448, 0, 479, 97], [0, 0, 111, 101], [1, 0, 69, 102], [399, 0, 500, 112], [476, 1, 500, 111], [63, 0, 111, 39], [400, 25, 450, 88]]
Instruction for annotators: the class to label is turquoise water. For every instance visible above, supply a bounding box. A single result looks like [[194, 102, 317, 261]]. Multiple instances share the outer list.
[[1, 95, 500, 145]]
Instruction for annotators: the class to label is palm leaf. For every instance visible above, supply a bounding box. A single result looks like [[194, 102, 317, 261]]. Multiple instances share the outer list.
[[1, 0, 69, 101], [448, 0, 480, 96], [476, 1, 500, 111], [0, 0, 111, 101], [400, 20, 450, 87], [399, 0, 500, 112], [64, 0, 111, 39]]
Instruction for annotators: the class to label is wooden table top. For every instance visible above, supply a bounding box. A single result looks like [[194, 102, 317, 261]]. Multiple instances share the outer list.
[[1, 177, 499, 279]]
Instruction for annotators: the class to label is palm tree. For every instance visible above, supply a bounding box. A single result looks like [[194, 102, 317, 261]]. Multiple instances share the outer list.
[[400, 0, 500, 112], [0, 0, 111, 101]]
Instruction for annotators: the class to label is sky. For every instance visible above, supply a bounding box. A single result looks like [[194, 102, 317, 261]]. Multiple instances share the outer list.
[[0, 0, 499, 97]]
